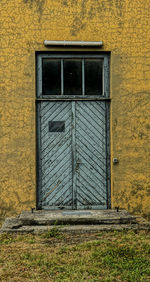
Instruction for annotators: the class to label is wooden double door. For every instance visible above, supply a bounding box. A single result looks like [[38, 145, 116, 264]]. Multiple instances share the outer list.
[[37, 100, 110, 210]]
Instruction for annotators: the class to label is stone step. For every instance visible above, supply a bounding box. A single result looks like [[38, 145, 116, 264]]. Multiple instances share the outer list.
[[1, 223, 150, 234], [0, 209, 141, 234], [19, 209, 137, 225], [17, 209, 137, 226]]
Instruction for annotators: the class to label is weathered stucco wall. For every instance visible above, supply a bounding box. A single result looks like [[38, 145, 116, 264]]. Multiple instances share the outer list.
[[0, 0, 150, 219]]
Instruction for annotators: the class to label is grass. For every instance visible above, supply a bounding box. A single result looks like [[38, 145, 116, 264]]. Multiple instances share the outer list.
[[0, 230, 150, 281], [43, 226, 63, 239]]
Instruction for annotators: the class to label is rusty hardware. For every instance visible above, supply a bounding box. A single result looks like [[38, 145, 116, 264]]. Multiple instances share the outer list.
[[58, 206, 65, 210], [31, 207, 35, 213], [113, 158, 119, 164], [115, 206, 119, 212], [76, 159, 81, 171]]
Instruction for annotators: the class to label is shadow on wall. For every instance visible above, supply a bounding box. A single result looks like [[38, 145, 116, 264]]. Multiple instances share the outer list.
[[23, 0, 46, 15]]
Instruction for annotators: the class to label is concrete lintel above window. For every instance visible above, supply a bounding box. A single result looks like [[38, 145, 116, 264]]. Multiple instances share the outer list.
[[44, 40, 103, 47]]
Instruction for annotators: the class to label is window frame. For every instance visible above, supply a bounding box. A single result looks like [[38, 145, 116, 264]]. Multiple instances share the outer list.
[[36, 53, 110, 99]]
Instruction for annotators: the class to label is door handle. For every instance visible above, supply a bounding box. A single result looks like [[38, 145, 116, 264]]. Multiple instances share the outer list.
[[76, 159, 81, 171]]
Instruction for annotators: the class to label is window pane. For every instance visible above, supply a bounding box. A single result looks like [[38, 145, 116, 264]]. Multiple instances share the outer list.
[[85, 60, 103, 95], [64, 59, 82, 95], [42, 59, 61, 95]]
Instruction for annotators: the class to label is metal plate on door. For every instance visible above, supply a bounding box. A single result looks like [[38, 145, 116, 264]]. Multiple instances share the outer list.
[[49, 121, 65, 132], [62, 211, 92, 216]]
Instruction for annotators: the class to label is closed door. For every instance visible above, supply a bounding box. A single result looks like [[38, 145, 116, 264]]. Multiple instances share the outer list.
[[37, 100, 109, 210]]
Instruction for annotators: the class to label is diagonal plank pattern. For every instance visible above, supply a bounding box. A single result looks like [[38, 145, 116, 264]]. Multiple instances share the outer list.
[[76, 101, 107, 208], [39, 101, 108, 209], [40, 102, 73, 208]]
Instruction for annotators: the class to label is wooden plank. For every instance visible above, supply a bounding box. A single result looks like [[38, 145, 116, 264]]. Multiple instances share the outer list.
[[72, 101, 77, 209]]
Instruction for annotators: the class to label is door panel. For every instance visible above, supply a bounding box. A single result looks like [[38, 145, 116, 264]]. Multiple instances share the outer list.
[[38, 101, 108, 209], [40, 101, 73, 209], [76, 101, 107, 209]]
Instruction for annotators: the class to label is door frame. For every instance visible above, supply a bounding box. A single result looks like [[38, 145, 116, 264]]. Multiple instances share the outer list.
[[36, 52, 111, 210]]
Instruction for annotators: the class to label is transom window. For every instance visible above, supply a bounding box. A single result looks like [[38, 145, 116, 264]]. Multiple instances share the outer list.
[[37, 54, 109, 98]]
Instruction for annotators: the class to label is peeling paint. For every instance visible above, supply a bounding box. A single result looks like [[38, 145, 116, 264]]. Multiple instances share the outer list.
[[43, 181, 62, 201], [23, 0, 45, 16]]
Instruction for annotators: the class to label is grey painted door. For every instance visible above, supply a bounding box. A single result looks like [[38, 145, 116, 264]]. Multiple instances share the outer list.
[[38, 101, 108, 209], [39, 102, 73, 209], [76, 101, 107, 209]]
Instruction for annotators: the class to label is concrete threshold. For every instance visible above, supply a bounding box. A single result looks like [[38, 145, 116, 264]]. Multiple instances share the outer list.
[[0, 210, 150, 234]]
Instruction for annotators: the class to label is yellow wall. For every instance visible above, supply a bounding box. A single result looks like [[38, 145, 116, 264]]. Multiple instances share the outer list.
[[0, 0, 150, 219]]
